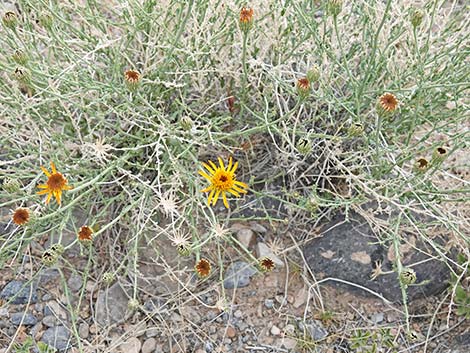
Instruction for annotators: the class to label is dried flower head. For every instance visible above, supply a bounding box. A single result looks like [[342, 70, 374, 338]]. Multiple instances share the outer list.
[[213, 223, 231, 239], [378, 93, 399, 113], [102, 272, 115, 284], [399, 268, 417, 286], [432, 146, 447, 163], [168, 231, 191, 256], [297, 77, 311, 98], [259, 257, 275, 272], [124, 70, 141, 90], [78, 226, 93, 244], [128, 298, 140, 311], [195, 258, 211, 278], [2, 177, 21, 193], [239, 7, 254, 32], [37, 161, 73, 205], [414, 158, 429, 173], [12, 207, 30, 226], [199, 157, 248, 208], [2, 11, 17, 29]]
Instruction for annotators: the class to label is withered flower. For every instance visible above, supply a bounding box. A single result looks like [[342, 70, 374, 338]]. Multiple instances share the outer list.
[[195, 258, 211, 278]]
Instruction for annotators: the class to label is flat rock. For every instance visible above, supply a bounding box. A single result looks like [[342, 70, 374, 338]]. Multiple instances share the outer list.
[[223, 261, 257, 289], [298, 320, 328, 341], [40, 326, 70, 351], [118, 337, 141, 353], [142, 337, 156, 353], [450, 333, 470, 353], [0, 280, 38, 304], [303, 211, 451, 302], [67, 274, 83, 292], [95, 282, 130, 326], [10, 312, 37, 326], [236, 228, 255, 249]]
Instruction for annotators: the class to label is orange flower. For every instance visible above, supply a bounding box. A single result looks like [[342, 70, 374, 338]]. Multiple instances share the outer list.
[[259, 257, 275, 272], [12, 207, 30, 226], [124, 70, 140, 90], [78, 226, 93, 243], [37, 161, 73, 205], [297, 77, 311, 97], [378, 93, 399, 113], [195, 258, 211, 278], [239, 7, 254, 32]]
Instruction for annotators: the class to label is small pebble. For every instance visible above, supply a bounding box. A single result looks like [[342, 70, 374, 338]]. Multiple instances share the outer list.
[[271, 325, 281, 336], [10, 312, 37, 326], [264, 299, 274, 309], [67, 274, 83, 292], [226, 326, 236, 338], [79, 322, 89, 339], [141, 337, 156, 353]]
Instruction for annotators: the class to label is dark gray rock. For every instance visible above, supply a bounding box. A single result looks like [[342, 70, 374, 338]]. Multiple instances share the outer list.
[[0, 280, 38, 304], [223, 261, 257, 289], [38, 269, 60, 285], [450, 332, 470, 353], [10, 312, 38, 326], [67, 274, 83, 292], [40, 326, 70, 351], [95, 282, 130, 326], [303, 211, 451, 302]]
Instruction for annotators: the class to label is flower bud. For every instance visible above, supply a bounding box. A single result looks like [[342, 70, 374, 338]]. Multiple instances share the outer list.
[[307, 65, 320, 83], [179, 116, 193, 131], [13, 67, 30, 84], [12, 50, 28, 65], [296, 138, 312, 155], [399, 268, 417, 286], [102, 272, 115, 284], [39, 12, 53, 30], [2, 12, 18, 29], [124, 70, 141, 91], [42, 249, 58, 266], [49, 243, 65, 256], [177, 243, 192, 257], [348, 122, 364, 137], [128, 298, 140, 311], [258, 257, 275, 273], [327, 0, 343, 17], [410, 8, 424, 28], [2, 177, 21, 193]]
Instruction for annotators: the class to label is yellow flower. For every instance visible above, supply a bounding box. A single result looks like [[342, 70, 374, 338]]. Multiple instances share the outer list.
[[198, 157, 248, 208], [37, 161, 73, 205]]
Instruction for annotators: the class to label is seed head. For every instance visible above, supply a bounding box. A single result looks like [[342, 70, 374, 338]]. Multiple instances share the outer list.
[[102, 272, 115, 284], [78, 226, 93, 245], [12, 50, 28, 65], [378, 92, 399, 114], [128, 298, 140, 311], [49, 243, 65, 256], [179, 116, 193, 131], [13, 67, 30, 84], [307, 65, 320, 82], [39, 12, 53, 30], [42, 249, 58, 266], [296, 138, 312, 155], [432, 146, 447, 163], [348, 122, 364, 137]]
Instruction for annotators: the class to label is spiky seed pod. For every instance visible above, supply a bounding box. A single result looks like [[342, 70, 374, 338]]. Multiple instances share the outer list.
[[296, 138, 312, 155], [2, 12, 18, 29], [348, 122, 364, 137], [307, 65, 320, 83], [12, 50, 28, 65], [399, 268, 417, 286], [414, 158, 429, 173], [432, 146, 447, 164], [410, 8, 424, 28], [2, 177, 21, 193], [327, 0, 343, 17]]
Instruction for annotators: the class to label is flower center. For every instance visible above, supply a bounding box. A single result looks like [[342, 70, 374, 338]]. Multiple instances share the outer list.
[[47, 173, 66, 190], [213, 171, 233, 190]]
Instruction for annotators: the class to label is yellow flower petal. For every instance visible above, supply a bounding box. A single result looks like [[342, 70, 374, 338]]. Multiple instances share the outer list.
[[227, 189, 240, 197], [198, 170, 213, 181], [40, 166, 51, 177], [218, 157, 225, 170], [230, 161, 239, 173], [222, 192, 229, 208], [37, 184, 48, 189], [50, 161, 57, 174], [212, 190, 221, 206], [46, 192, 52, 204], [37, 189, 49, 195], [202, 162, 215, 174]]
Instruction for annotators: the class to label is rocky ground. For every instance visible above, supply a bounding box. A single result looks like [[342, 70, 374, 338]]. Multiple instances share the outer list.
[[1, 211, 469, 353]]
